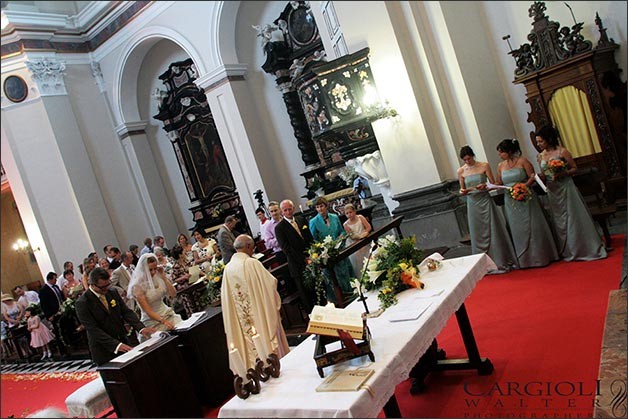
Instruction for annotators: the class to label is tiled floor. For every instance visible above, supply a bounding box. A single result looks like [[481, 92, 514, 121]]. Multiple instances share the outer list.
[[1, 358, 95, 374]]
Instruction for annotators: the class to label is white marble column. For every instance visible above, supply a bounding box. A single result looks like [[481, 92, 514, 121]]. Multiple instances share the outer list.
[[1, 57, 95, 274], [115, 120, 179, 238]]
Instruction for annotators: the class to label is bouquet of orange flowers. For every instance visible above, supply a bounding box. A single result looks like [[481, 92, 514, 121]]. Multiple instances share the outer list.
[[509, 183, 532, 202], [547, 158, 568, 178]]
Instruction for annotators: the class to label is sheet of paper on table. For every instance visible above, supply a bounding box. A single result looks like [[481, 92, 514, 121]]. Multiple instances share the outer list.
[[174, 311, 205, 330], [415, 288, 444, 298], [316, 368, 375, 392], [385, 300, 433, 322], [133, 331, 168, 351], [109, 349, 143, 364]]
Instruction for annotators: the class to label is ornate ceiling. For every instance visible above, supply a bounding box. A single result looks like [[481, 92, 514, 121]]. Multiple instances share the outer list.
[[1, 1, 152, 57]]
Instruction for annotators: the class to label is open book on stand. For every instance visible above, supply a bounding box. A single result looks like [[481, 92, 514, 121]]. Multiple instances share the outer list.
[[307, 304, 364, 339]]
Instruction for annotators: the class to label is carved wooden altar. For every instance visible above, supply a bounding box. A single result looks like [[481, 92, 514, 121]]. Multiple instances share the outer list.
[[508, 1, 626, 202], [153, 59, 251, 234]]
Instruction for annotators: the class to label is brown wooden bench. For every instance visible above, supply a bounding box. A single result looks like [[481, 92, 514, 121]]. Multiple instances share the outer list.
[[572, 167, 617, 250]]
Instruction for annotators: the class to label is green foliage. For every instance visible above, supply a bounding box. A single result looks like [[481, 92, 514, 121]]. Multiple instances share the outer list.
[[359, 235, 425, 309], [304, 234, 348, 305]]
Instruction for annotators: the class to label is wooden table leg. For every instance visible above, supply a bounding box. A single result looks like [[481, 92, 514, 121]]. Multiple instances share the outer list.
[[383, 394, 402, 417]]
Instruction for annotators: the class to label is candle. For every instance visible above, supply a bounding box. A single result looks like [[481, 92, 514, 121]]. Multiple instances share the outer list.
[[251, 326, 268, 362], [228, 343, 248, 378], [299, 204, 303, 213]]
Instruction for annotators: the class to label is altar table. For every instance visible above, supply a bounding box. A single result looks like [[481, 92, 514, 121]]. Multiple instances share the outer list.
[[218, 253, 497, 418]]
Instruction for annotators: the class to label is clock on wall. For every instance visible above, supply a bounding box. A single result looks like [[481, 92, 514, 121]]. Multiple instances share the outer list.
[[3, 75, 28, 103]]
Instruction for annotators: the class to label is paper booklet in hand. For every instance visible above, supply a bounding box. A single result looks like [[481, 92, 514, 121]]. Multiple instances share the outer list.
[[485, 180, 510, 190], [307, 303, 364, 340], [188, 265, 201, 283]]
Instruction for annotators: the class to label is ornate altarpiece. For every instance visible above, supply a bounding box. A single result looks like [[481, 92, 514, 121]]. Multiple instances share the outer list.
[[508, 1, 626, 202], [153, 59, 250, 234]]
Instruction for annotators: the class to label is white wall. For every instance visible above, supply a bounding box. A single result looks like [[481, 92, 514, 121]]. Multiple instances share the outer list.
[[136, 39, 195, 238], [234, 0, 311, 206], [64, 63, 155, 251]]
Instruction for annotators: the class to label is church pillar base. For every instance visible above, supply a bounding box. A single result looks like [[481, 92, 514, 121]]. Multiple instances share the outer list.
[[391, 181, 468, 249]]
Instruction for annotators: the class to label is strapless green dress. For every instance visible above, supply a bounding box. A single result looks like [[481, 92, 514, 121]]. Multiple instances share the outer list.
[[539, 160, 607, 261], [502, 168, 559, 268], [464, 173, 518, 270]]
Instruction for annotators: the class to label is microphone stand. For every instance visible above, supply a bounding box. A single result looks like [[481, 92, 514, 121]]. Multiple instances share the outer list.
[[357, 240, 379, 315]]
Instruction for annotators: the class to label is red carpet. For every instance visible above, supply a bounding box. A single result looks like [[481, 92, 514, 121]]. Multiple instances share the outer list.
[[380, 234, 625, 418], [2, 235, 623, 418], [1, 371, 99, 418]]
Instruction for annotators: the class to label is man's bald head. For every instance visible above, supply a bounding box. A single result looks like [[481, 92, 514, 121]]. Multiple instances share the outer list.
[[233, 234, 255, 256]]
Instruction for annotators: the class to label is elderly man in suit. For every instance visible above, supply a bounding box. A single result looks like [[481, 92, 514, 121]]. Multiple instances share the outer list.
[[110, 251, 135, 310], [217, 215, 239, 264], [75, 267, 155, 365], [275, 199, 315, 313]]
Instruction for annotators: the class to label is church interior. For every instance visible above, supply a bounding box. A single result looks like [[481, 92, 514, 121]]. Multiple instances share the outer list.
[[1, 1, 626, 418]]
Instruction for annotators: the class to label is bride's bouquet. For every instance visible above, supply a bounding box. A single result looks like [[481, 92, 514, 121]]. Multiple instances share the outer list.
[[508, 183, 532, 202], [547, 157, 568, 179]]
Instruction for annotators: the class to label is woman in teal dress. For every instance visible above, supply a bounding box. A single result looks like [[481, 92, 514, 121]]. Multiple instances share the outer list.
[[495, 139, 559, 268], [309, 197, 355, 301], [535, 126, 607, 261], [458, 146, 518, 272]]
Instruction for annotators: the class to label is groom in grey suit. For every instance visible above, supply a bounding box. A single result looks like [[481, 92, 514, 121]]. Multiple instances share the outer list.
[[110, 251, 135, 309]]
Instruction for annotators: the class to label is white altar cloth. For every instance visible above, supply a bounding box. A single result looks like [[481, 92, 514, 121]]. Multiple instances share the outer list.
[[218, 253, 496, 418]]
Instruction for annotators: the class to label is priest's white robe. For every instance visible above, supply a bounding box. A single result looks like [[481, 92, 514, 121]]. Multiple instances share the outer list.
[[221, 252, 290, 371]]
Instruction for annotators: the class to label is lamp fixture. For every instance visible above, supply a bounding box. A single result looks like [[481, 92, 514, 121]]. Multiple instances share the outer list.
[[12, 239, 39, 254]]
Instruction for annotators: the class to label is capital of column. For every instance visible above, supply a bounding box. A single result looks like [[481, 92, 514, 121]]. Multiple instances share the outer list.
[[194, 64, 248, 93], [26, 58, 67, 96], [115, 120, 148, 139], [90, 61, 107, 93]]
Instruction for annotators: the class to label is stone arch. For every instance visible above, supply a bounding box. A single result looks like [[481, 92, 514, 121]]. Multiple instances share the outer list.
[[214, 1, 241, 66], [112, 26, 208, 126]]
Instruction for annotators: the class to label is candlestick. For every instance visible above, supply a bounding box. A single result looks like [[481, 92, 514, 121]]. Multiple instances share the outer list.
[[251, 326, 271, 364], [228, 343, 248, 379]]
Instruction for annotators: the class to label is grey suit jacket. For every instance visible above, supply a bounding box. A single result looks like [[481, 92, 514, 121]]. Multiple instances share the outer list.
[[217, 225, 237, 264], [111, 265, 132, 292], [110, 265, 136, 309]]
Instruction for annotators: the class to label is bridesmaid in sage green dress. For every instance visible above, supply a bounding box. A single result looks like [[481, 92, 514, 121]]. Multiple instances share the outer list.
[[495, 139, 559, 268], [458, 146, 518, 272], [535, 126, 607, 261]]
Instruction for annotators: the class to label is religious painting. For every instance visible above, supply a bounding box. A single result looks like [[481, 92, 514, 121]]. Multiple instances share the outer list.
[[182, 119, 235, 201]]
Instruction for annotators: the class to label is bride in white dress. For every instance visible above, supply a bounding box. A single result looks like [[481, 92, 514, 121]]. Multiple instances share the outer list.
[[343, 204, 372, 277], [128, 253, 182, 340]]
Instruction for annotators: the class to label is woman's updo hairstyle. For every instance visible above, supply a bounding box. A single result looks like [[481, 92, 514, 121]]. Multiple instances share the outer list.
[[459, 145, 475, 159], [496, 138, 521, 156], [192, 227, 206, 238], [535, 125, 560, 147], [171, 244, 183, 260]]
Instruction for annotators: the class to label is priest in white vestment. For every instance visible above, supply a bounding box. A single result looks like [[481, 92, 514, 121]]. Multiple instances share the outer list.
[[221, 234, 290, 372]]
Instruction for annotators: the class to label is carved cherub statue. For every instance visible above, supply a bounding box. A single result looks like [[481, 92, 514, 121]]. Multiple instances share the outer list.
[[252, 23, 279, 48]]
